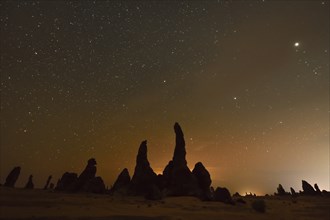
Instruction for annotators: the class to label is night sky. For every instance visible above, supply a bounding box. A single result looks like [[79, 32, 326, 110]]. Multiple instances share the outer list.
[[1, 1, 329, 195]]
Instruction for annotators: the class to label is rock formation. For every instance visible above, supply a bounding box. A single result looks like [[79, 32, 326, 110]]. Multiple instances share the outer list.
[[276, 184, 288, 196], [49, 183, 54, 189], [233, 192, 242, 197], [130, 141, 157, 195], [302, 180, 316, 195], [111, 168, 131, 194], [192, 162, 212, 200], [55, 172, 78, 191], [43, 175, 52, 190], [4, 166, 21, 187], [24, 175, 34, 189], [82, 176, 106, 193], [55, 158, 105, 193], [214, 187, 234, 204], [314, 183, 322, 195], [163, 123, 199, 196], [290, 187, 297, 197], [76, 158, 97, 189]]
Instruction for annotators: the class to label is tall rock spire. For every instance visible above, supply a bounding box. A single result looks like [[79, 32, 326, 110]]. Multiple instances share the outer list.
[[162, 122, 200, 196], [173, 122, 187, 167], [130, 140, 157, 195]]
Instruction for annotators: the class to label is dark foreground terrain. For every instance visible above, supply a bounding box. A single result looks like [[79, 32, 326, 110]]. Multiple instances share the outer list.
[[0, 187, 329, 220]]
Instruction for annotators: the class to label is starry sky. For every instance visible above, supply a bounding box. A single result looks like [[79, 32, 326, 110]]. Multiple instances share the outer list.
[[0, 1, 329, 195]]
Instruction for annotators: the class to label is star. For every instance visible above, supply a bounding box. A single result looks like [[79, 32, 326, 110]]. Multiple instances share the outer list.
[[294, 42, 300, 47]]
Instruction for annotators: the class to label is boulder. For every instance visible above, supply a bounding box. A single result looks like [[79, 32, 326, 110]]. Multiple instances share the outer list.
[[214, 187, 234, 204], [4, 166, 21, 187]]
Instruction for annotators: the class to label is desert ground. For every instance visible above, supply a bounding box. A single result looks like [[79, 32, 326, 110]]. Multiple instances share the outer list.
[[0, 187, 329, 220]]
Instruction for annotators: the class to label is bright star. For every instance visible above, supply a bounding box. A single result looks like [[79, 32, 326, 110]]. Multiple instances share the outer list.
[[294, 42, 300, 47]]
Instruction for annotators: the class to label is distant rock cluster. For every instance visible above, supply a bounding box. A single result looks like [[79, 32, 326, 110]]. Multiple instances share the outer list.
[[55, 158, 105, 193], [275, 180, 328, 197], [2, 122, 329, 204], [110, 122, 225, 202]]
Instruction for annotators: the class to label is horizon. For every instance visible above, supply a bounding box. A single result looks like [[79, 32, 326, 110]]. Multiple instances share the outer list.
[[1, 1, 329, 196], [1, 122, 329, 195]]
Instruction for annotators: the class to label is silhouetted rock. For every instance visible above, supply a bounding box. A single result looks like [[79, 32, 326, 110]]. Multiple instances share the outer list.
[[56, 158, 104, 194], [145, 185, 162, 200], [192, 162, 212, 200], [163, 123, 199, 196], [130, 140, 157, 195], [76, 158, 97, 190], [49, 183, 54, 189], [4, 166, 21, 187], [290, 187, 297, 197], [111, 168, 131, 194], [55, 172, 78, 191], [173, 123, 187, 167], [314, 184, 322, 195], [25, 175, 34, 189], [233, 192, 242, 197], [302, 180, 316, 195], [162, 160, 173, 187], [276, 184, 289, 196], [82, 176, 106, 193], [214, 187, 234, 204], [321, 190, 330, 196], [43, 175, 52, 190]]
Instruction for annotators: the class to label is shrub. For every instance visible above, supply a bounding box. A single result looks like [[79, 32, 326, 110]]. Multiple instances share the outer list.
[[251, 199, 266, 213]]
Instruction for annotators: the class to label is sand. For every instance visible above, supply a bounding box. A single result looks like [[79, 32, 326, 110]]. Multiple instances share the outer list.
[[0, 186, 329, 220]]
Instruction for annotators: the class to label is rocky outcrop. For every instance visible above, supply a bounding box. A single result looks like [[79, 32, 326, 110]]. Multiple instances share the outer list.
[[4, 166, 21, 187], [192, 162, 212, 200], [276, 184, 289, 196], [24, 175, 34, 189], [49, 183, 54, 189], [55, 172, 78, 191], [82, 176, 106, 194], [111, 168, 131, 194], [290, 187, 297, 197], [130, 141, 157, 195], [44, 175, 52, 190], [163, 123, 199, 196], [302, 180, 316, 195], [214, 187, 234, 204], [55, 158, 104, 193], [314, 184, 322, 195], [76, 158, 97, 189], [233, 192, 242, 197]]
